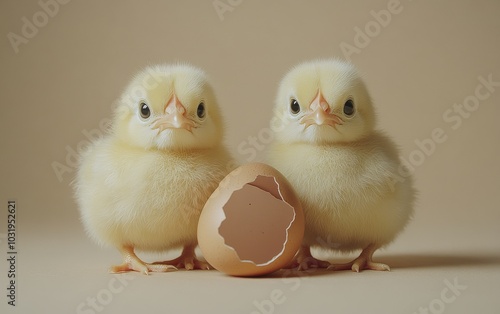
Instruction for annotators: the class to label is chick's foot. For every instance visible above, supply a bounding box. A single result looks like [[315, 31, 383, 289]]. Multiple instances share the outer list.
[[328, 244, 390, 272], [109, 246, 177, 275], [153, 245, 210, 270], [286, 246, 331, 271]]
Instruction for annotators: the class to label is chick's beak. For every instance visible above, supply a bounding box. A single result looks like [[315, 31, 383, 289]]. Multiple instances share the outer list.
[[300, 91, 343, 128], [152, 94, 196, 132]]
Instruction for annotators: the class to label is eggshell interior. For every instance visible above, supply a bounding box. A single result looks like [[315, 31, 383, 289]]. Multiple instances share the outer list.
[[197, 162, 304, 277], [218, 177, 296, 265]]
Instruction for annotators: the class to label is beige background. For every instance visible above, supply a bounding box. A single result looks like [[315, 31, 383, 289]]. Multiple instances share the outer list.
[[1, 0, 499, 313]]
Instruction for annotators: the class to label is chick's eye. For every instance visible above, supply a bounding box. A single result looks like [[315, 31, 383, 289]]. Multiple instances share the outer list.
[[290, 99, 300, 115], [343, 99, 355, 117], [140, 103, 150, 119], [197, 102, 206, 119]]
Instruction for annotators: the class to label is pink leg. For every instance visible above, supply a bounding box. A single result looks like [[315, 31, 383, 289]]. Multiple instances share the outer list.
[[153, 244, 210, 270], [109, 245, 177, 275], [328, 244, 390, 272]]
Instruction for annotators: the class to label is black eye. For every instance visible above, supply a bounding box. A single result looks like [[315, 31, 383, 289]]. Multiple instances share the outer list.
[[290, 99, 300, 115], [140, 102, 150, 119], [343, 99, 355, 117], [197, 102, 206, 119]]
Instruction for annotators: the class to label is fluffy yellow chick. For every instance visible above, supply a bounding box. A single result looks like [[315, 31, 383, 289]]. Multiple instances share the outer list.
[[267, 59, 415, 272], [75, 64, 234, 274]]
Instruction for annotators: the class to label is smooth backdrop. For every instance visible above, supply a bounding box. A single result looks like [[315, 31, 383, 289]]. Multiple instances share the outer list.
[[1, 1, 499, 313]]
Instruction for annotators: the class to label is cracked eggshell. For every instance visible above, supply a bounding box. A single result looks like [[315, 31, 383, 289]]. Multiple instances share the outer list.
[[197, 162, 304, 277]]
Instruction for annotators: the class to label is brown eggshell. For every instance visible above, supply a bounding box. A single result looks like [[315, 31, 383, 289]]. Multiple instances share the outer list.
[[197, 162, 304, 277]]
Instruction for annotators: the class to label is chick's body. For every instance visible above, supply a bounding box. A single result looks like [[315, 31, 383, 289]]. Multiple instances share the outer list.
[[269, 133, 412, 251], [79, 139, 230, 251], [267, 59, 415, 271], [76, 64, 234, 274]]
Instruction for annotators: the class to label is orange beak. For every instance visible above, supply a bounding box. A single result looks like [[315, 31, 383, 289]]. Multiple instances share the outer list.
[[151, 94, 196, 132], [299, 91, 343, 128]]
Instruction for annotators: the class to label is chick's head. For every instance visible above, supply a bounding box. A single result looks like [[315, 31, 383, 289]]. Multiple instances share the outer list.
[[113, 64, 224, 150], [273, 59, 376, 144]]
